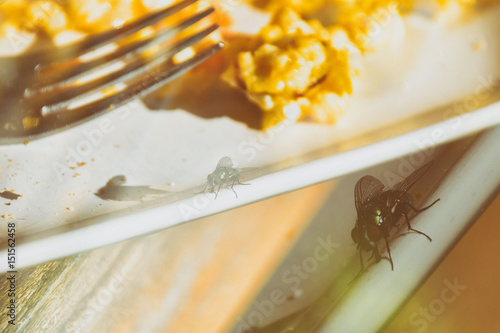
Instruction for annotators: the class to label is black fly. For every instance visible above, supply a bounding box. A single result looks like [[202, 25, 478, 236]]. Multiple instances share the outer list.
[[350, 160, 440, 283]]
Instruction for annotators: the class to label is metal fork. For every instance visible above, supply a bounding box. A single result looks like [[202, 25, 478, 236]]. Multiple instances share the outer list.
[[0, 0, 223, 144]]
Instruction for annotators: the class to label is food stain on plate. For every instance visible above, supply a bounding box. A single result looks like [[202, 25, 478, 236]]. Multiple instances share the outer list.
[[0, 190, 22, 201], [95, 175, 168, 202]]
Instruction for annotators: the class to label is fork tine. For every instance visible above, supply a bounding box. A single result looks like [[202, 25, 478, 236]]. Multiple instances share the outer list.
[[33, 0, 198, 68], [76, 41, 224, 111], [35, 41, 224, 134], [31, 7, 216, 90], [39, 23, 220, 115]]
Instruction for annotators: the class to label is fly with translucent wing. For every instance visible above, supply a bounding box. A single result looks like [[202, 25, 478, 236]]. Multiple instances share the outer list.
[[350, 160, 440, 283], [202, 156, 251, 199]]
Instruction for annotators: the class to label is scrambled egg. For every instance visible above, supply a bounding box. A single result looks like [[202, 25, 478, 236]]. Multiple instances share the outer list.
[[1, 0, 136, 43], [0, 0, 221, 54], [223, 1, 408, 129], [223, 0, 487, 129], [0, 0, 179, 37], [224, 8, 358, 128]]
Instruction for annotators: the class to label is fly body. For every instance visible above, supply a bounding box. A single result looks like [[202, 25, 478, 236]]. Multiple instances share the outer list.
[[202, 156, 249, 198], [350, 161, 440, 283]]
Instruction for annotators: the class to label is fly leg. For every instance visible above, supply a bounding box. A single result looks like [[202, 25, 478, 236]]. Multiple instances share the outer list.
[[196, 183, 209, 195], [214, 183, 222, 199], [403, 200, 438, 241], [405, 198, 440, 218], [235, 176, 251, 187], [229, 176, 250, 198], [230, 179, 238, 198], [349, 245, 392, 286], [369, 247, 392, 268], [348, 250, 365, 286], [402, 211, 432, 241], [384, 236, 394, 270], [414, 198, 440, 213], [368, 233, 393, 269]]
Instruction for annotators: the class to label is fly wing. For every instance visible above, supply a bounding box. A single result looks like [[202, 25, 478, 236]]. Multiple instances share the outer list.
[[238, 167, 257, 173], [391, 160, 434, 196], [229, 167, 256, 184], [354, 175, 385, 212], [216, 156, 234, 169]]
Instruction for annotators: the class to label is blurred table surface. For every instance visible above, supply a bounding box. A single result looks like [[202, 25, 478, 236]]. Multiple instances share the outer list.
[[0, 180, 498, 333]]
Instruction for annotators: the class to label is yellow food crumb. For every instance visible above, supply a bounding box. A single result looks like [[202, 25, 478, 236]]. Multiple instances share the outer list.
[[22, 117, 40, 129]]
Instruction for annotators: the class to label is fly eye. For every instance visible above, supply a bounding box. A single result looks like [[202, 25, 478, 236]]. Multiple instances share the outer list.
[[373, 209, 382, 225], [351, 227, 359, 243]]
